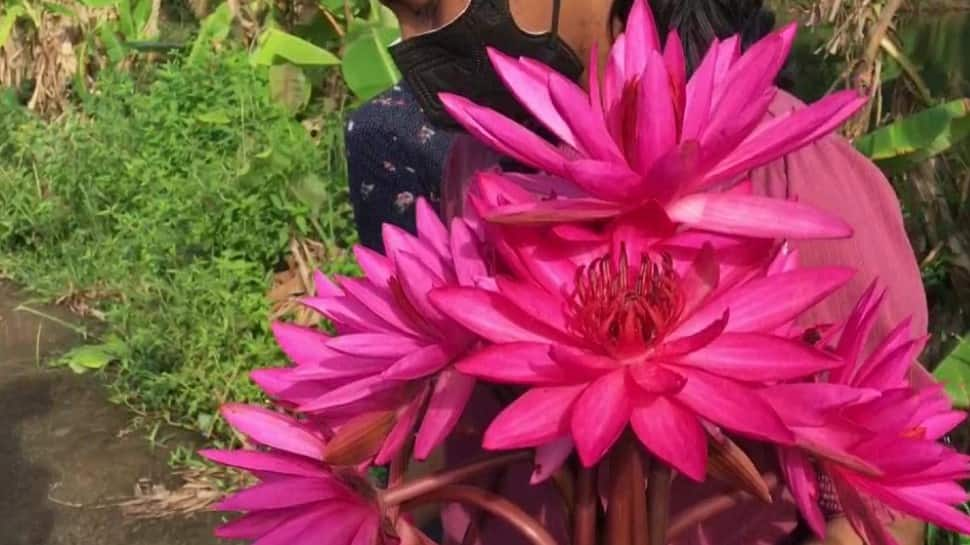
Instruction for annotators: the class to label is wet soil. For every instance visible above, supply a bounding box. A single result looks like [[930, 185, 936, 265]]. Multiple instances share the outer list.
[[0, 284, 226, 545]]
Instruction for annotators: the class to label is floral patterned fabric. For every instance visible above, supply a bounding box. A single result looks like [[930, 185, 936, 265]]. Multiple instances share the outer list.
[[346, 82, 457, 253]]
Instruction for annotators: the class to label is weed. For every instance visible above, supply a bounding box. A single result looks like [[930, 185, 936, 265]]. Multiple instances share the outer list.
[[0, 47, 356, 441]]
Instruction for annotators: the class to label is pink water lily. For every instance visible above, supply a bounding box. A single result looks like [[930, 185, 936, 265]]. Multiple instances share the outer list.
[[201, 404, 402, 545], [439, 0, 864, 240], [430, 223, 853, 475], [251, 199, 488, 462], [768, 285, 970, 544]]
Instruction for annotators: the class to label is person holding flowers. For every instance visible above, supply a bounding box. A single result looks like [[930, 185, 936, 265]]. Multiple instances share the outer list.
[[204, 1, 963, 545]]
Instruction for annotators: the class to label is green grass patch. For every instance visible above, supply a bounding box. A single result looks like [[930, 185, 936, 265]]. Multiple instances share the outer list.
[[0, 48, 357, 442]]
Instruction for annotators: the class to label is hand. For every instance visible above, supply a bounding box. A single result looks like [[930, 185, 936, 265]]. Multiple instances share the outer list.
[[803, 516, 924, 545]]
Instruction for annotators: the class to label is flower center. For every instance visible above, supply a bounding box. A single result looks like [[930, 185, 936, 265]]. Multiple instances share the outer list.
[[568, 248, 684, 359]]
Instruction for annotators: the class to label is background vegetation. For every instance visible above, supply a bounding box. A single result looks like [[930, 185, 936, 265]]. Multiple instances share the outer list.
[[0, 2, 967, 534]]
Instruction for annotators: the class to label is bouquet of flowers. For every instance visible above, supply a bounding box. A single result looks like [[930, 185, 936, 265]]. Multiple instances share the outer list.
[[202, 2, 969, 544]]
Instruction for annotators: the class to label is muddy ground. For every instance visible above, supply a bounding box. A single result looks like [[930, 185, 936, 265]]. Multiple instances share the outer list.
[[0, 284, 228, 545]]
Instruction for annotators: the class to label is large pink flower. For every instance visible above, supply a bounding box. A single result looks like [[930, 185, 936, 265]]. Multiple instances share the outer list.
[[439, 0, 864, 240], [251, 199, 489, 461], [429, 225, 853, 477], [201, 404, 401, 545], [768, 285, 970, 544]]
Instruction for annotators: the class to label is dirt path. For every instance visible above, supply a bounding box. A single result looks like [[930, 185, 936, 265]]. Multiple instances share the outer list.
[[0, 284, 227, 545]]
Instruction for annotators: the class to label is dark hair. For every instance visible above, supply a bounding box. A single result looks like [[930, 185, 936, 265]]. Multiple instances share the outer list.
[[610, 0, 788, 87]]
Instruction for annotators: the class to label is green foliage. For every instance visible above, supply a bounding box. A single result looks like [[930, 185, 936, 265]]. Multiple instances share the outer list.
[[251, 27, 341, 66], [341, 21, 400, 101], [187, 2, 233, 66], [57, 337, 128, 374], [0, 48, 356, 438], [855, 99, 970, 173], [269, 63, 312, 114], [934, 337, 970, 409]]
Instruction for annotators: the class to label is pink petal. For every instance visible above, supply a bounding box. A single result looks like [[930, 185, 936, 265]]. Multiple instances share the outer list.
[[289, 354, 389, 380], [302, 293, 395, 335], [707, 91, 867, 183], [382, 343, 453, 380], [200, 449, 326, 478], [215, 509, 301, 538], [603, 33, 627, 110], [682, 38, 718, 141], [353, 245, 393, 287], [494, 276, 569, 332], [483, 385, 586, 449], [643, 140, 702, 202], [375, 386, 429, 465], [659, 311, 729, 357], [671, 267, 855, 339], [393, 250, 451, 328], [564, 159, 643, 202], [313, 270, 342, 297], [215, 477, 346, 511], [449, 218, 488, 287], [680, 243, 719, 314], [629, 364, 688, 394], [457, 342, 573, 385], [350, 516, 380, 545], [779, 447, 826, 538], [571, 370, 633, 466], [383, 223, 452, 283], [430, 287, 570, 344], [831, 473, 902, 545], [631, 396, 707, 481], [440, 93, 567, 177], [674, 332, 841, 381], [299, 375, 401, 413], [415, 198, 450, 259], [487, 48, 579, 150], [252, 503, 365, 545], [588, 41, 604, 117], [327, 333, 425, 359], [706, 26, 793, 137], [761, 383, 879, 426], [635, 49, 677, 173], [415, 369, 476, 459], [697, 90, 776, 177], [667, 193, 853, 240], [272, 322, 332, 367], [674, 369, 793, 444], [858, 337, 926, 391], [339, 277, 422, 337], [532, 436, 574, 484], [502, 171, 587, 198], [712, 36, 741, 86], [623, 0, 661, 74], [220, 404, 326, 459], [664, 31, 687, 119], [486, 197, 622, 224], [550, 344, 619, 375], [881, 490, 970, 536], [547, 70, 622, 162]]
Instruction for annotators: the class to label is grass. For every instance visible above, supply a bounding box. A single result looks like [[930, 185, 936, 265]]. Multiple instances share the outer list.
[[0, 47, 357, 443]]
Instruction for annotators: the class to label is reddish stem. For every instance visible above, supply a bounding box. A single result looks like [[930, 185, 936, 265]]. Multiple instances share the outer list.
[[606, 436, 635, 545], [667, 473, 780, 541], [462, 467, 507, 545], [386, 440, 411, 522], [631, 452, 649, 545], [573, 466, 597, 545], [403, 485, 559, 545], [647, 462, 671, 545], [381, 451, 531, 507]]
